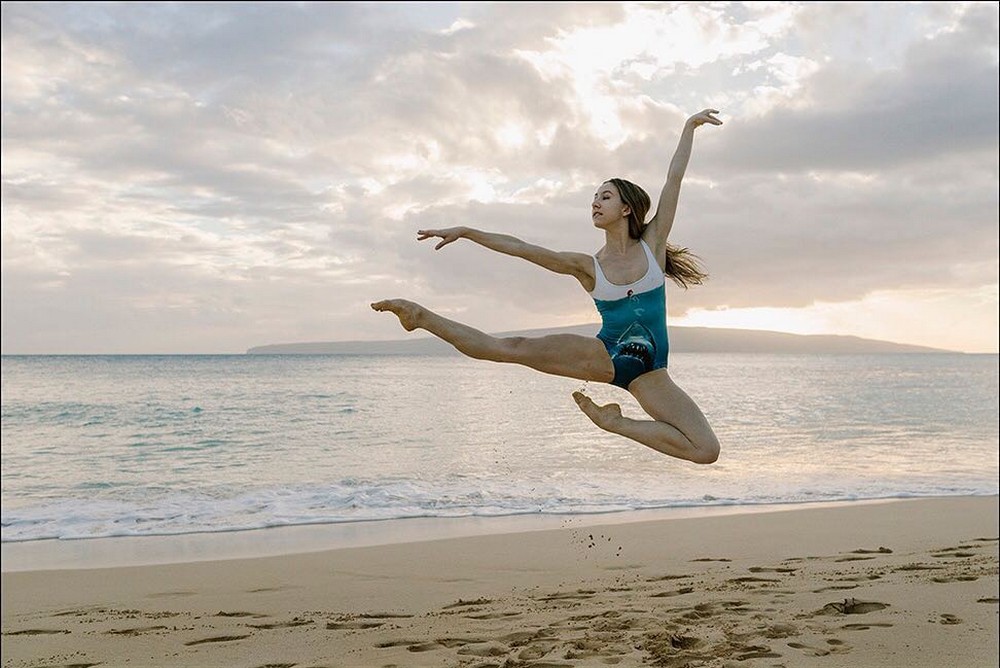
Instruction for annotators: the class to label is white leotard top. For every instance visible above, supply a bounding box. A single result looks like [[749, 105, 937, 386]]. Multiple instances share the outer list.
[[589, 239, 664, 302]]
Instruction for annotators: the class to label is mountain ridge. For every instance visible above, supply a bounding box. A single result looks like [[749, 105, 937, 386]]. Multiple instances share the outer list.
[[246, 324, 952, 355]]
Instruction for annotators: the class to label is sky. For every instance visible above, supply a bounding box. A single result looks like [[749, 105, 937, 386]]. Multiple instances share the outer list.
[[1, 1, 997, 355]]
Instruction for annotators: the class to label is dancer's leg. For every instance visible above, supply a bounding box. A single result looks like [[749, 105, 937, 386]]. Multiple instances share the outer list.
[[372, 299, 614, 383], [574, 368, 720, 464]]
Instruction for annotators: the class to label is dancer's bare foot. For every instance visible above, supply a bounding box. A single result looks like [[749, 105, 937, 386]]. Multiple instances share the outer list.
[[371, 299, 426, 331], [573, 391, 623, 431]]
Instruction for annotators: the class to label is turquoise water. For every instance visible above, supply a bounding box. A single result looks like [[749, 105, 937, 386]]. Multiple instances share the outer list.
[[2, 353, 997, 542]]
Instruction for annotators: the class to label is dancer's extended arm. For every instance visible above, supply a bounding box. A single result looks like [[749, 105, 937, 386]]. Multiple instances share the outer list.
[[644, 109, 722, 251], [417, 227, 595, 289]]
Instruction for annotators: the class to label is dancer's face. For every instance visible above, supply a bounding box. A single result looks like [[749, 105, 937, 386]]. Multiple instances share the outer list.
[[592, 182, 630, 229]]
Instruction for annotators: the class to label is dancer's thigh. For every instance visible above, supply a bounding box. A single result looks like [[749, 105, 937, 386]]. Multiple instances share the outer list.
[[501, 334, 615, 383]]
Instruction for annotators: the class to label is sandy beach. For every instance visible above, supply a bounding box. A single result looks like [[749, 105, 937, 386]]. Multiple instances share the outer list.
[[2, 496, 997, 668]]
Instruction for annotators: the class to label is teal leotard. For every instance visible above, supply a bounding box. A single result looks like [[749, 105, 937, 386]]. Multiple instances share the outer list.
[[590, 239, 668, 389]]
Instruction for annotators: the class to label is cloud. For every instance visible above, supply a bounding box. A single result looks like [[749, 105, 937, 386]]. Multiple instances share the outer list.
[[1, 2, 997, 353]]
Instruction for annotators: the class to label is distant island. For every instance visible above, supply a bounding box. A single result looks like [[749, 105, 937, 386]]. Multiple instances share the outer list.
[[247, 324, 951, 355]]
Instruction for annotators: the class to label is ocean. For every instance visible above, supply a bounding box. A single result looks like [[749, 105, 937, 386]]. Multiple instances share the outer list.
[[1, 353, 997, 545]]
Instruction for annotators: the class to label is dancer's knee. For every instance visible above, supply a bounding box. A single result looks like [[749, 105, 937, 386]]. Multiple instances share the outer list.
[[690, 437, 720, 465]]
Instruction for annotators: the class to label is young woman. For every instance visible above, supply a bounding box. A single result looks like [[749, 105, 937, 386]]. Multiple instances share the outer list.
[[372, 109, 723, 464]]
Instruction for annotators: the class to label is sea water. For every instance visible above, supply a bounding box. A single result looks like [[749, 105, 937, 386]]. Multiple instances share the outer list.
[[2, 353, 997, 544]]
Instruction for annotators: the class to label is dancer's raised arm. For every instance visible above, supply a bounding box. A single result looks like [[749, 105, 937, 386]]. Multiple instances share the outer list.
[[417, 226, 595, 289], [644, 109, 722, 250]]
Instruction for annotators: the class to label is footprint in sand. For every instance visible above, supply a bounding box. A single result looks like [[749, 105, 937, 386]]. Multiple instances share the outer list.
[[465, 610, 522, 620], [401, 641, 445, 652], [376, 637, 488, 653], [733, 645, 782, 661], [442, 597, 492, 609], [674, 600, 750, 623], [3, 628, 71, 636], [247, 618, 313, 629], [762, 623, 798, 639], [456, 641, 510, 657], [938, 613, 962, 625], [646, 574, 689, 582], [184, 634, 251, 645], [52, 607, 103, 617], [788, 641, 831, 656], [215, 611, 263, 618], [748, 566, 798, 574], [642, 631, 706, 665], [931, 575, 979, 583], [842, 621, 893, 630], [538, 589, 597, 602], [564, 635, 632, 661], [788, 638, 851, 656], [517, 641, 558, 660], [105, 625, 169, 635], [813, 584, 859, 593], [374, 639, 420, 648], [327, 619, 386, 630], [820, 598, 889, 615], [893, 564, 944, 572], [835, 574, 882, 582]]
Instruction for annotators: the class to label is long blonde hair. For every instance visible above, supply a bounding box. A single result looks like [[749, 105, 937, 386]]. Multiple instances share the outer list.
[[606, 178, 708, 288]]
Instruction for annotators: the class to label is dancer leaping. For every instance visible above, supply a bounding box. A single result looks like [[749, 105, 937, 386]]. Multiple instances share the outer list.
[[373, 109, 723, 464]]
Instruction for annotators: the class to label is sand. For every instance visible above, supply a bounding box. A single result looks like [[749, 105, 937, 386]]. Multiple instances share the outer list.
[[2, 496, 997, 668]]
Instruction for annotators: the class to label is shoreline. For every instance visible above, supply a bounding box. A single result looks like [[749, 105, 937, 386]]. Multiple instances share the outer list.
[[0, 496, 964, 573], [3, 495, 998, 666]]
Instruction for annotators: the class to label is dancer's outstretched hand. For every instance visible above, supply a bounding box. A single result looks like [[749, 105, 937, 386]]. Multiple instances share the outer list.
[[417, 227, 467, 250], [686, 109, 722, 128]]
